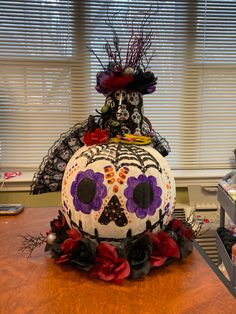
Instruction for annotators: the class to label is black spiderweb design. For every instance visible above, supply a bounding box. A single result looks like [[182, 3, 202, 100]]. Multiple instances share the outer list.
[[78, 143, 162, 173]]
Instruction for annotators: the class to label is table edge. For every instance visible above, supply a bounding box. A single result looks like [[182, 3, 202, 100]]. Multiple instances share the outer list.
[[194, 241, 236, 298]]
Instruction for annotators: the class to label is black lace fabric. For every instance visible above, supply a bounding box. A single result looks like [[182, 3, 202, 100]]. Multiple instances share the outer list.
[[31, 120, 88, 194]]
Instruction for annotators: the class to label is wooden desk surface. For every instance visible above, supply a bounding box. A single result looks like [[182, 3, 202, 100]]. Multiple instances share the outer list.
[[0, 207, 235, 314]]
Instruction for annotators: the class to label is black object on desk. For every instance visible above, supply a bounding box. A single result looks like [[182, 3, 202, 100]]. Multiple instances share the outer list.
[[0, 204, 24, 215]]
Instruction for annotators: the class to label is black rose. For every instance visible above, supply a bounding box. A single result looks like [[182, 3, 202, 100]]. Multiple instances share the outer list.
[[125, 234, 153, 279], [70, 238, 97, 271], [180, 240, 193, 259]]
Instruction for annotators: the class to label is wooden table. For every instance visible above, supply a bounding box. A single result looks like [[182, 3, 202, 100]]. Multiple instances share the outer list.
[[0, 207, 235, 314]]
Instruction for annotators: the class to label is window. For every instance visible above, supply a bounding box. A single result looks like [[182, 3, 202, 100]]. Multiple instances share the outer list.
[[0, 0, 86, 169], [195, 0, 236, 169], [0, 0, 235, 172]]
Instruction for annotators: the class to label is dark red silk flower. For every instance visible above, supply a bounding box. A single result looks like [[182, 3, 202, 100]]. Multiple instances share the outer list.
[[89, 242, 130, 284], [148, 230, 181, 267], [83, 128, 109, 146], [56, 229, 82, 263]]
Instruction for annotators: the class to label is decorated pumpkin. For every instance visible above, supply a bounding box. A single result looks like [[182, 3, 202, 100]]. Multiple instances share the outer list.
[[26, 10, 195, 284], [62, 143, 176, 242]]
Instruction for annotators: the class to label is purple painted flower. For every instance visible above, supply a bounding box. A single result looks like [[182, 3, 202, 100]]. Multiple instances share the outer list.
[[70, 169, 107, 214], [124, 175, 162, 219]]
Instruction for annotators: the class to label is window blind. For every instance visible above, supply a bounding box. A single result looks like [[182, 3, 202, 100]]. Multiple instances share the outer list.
[[0, 0, 235, 172], [195, 0, 236, 169], [0, 0, 88, 170]]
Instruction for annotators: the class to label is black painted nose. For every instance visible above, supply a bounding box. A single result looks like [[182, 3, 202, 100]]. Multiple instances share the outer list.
[[98, 195, 128, 227]]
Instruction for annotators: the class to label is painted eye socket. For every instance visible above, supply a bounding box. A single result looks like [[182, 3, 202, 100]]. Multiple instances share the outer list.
[[76, 178, 96, 204], [124, 175, 162, 219], [133, 182, 154, 209], [70, 169, 107, 214]]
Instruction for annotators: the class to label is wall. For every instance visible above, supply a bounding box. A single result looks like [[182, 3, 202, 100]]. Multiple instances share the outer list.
[[0, 191, 61, 207]]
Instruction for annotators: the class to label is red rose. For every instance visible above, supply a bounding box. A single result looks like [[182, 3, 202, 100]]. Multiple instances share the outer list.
[[148, 231, 180, 268], [179, 226, 194, 241], [89, 243, 130, 284], [170, 219, 194, 241], [83, 128, 109, 146], [56, 254, 69, 264], [171, 219, 183, 230], [51, 213, 69, 231], [67, 228, 82, 241], [60, 228, 82, 254]]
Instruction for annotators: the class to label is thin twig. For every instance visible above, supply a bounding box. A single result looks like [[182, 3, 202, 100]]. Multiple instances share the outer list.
[[19, 233, 47, 259], [87, 46, 106, 70]]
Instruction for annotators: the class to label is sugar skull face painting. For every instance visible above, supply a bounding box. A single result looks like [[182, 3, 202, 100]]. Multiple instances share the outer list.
[[62, 143, 176, 241]]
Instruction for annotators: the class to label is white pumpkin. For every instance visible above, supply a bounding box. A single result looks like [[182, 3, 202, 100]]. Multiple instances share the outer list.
[[61, 143, 176, 242]]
